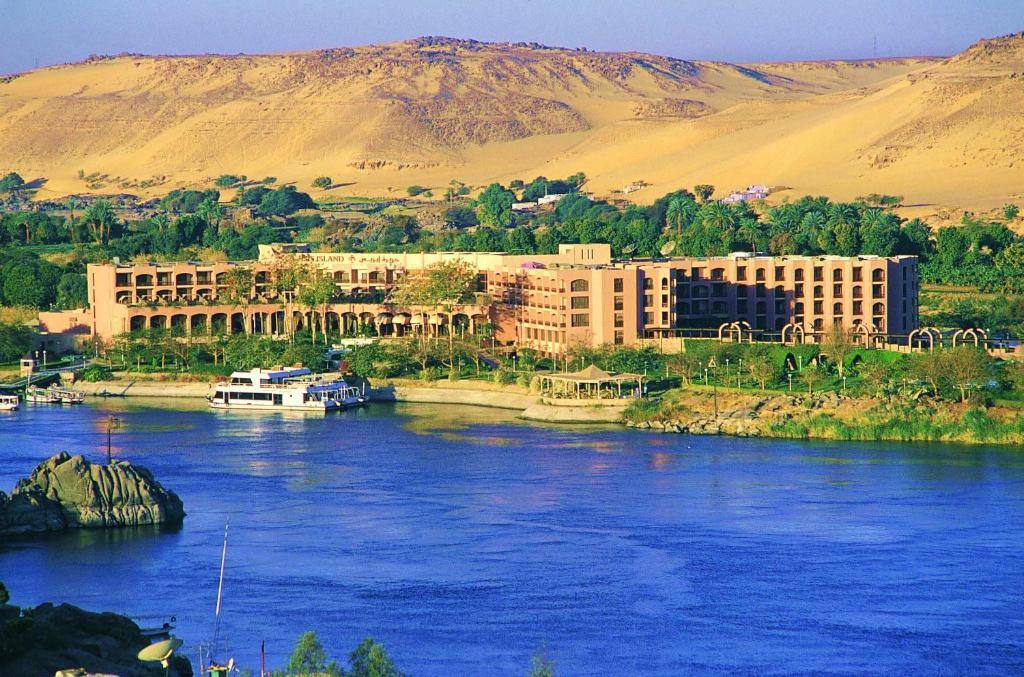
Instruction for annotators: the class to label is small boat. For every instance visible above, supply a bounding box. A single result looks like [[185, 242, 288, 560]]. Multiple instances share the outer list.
[[0, 394, 19, 411], [26, 387, 61, 404], [208, 366, 366, 411], [50, 386, 85, 404]]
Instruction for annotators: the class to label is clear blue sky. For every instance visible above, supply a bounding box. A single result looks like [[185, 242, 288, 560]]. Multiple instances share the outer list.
[[1, 0, 1021, 75]]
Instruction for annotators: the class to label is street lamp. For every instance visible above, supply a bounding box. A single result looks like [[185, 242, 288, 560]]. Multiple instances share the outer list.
[[106, 416, 121, 465], [788, 372, 793, 391]]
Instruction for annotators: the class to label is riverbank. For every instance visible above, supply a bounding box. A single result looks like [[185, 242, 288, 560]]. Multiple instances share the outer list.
[[75, 376, 630, 423], [623, 386, 1024, 445]]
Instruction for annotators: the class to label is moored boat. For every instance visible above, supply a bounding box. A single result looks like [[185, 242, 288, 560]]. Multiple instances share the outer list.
[[26, 387, 61, 404], [50, 385, 85, 404], [207, 366, 365, 411], [0, 394, 20, 411]]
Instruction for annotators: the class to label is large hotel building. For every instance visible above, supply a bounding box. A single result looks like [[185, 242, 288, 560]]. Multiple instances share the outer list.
[[76, 244, 919, 354]]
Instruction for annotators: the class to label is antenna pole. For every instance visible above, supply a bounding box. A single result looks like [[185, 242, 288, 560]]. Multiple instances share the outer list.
[[212, 523, 229, 657]]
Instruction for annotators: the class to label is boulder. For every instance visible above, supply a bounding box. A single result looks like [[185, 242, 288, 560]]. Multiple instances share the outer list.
[[0, 452, 184, 537], [0, 601, 191, 677]]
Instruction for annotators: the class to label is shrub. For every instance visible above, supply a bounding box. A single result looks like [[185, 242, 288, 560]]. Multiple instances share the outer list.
[[406, 185, 429, 197], [214, 174, 245, 188], [494, 368, 516, 385], [312, 176, 332, 189], [80, 364, 113, 382]]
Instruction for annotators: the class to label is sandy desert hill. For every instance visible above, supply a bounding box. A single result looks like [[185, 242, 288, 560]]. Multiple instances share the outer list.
[[0, 34, 1022, 213]]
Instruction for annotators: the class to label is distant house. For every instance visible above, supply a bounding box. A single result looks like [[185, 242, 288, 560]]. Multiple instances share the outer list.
[[623, 181, 649, 194], [512, 202, 538, 212], [721, 185, 770, 203], [537, 193, 570, 206]]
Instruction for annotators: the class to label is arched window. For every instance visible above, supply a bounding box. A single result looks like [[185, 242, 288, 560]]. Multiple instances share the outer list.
[[872, 269, 885, 282], [570, 279, 589, 293], [661, 278, 669, 289], [853, 286, 863, 298], [833, 269, 843, 282], [794, 269, 805, 281], [773, 285, 784, 297], [711, 268, 725, 281], [833, 302, 843, 315], [872, 303, 884, 316], [795, 302, 805, 315], [814, 285, 824, 298]]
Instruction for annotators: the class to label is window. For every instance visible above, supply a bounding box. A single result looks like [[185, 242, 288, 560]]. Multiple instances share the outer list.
[[853, 267, 863, 282], [756, 302, 767, 315], [644, 294, 653, 307], [872, 269, 885, 282], [873, 303, 884, 316], [643, 312, 654, 324], [614, 296, 624, 311], [614, 278, 623, 293], [795, 269, 805, 281], [853, 301, 863, 315], [755, 268, 766, 282], [712, 268, 725, 281], [737, 300, 748, 314], [795, 283, 804, 298], [661, 294, 668, 305], [736, 267, 747, 281], [571, 313, 589, 327], [833, 283, 843, 297], [661, 311, 668, 323], [814, 301, 824, 314], [833, 302, 843, 315], [614, 331, 624, 345], [570, 296, 589, 309], [691, 267, 705, 280], [775, 300, 785, 314], [773, 285, 784, 297], [661, 278, 669, 289], [873, 284, 885, 298], [712, 301, 727, 314], [737, 284, 748, 297], [570, 279, 589, 292], [614, 314, 624, 328], [853, 286, 863, 299], [712, 283, 725, 298], [643, 278, 653, 290], [116, 273, 131, 287], [814, 267, 824, 282], [795, 302, 804, 315], [678, 302, 691, 315], [814, 285, 824, 299], [756, 283, 766, 298], [774, 266, 785, 281], [833, 269, 843, 282]]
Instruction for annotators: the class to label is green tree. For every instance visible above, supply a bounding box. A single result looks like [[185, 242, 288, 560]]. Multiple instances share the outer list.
[[746, 347, 780, 390], [313, 176, 333, 189], [475, 183, 515, 227], [1003, 203, 1019, 221], [406, 185, 429, 196], [258, 186, 317, 216], [2, 263, 48, 308], [0, 172, 25, 193], [215, 174, 245, 188], [693, 184, 715, 203], [349, 637, 405, 677], [801, 365, 827, 394], [55, 272, 88, 310], [0, 324, 33, 362], [821, 325, 854, 378], [287, 630, 327, 675], [297, 268, 337, 344], [945, 345, 993, 403], [80, 200, 117, 244], [443, 206, 478, 229]]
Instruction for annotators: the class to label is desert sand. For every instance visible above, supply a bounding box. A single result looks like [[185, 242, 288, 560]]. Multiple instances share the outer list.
[[1, 34, 1022, 214]]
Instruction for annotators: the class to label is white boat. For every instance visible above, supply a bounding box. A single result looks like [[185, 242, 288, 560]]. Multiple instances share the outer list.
[[0, 394, 19, 411], [50, 385, 85, 404], [26, 387, 61, 404], [207, 366, 366, 411]]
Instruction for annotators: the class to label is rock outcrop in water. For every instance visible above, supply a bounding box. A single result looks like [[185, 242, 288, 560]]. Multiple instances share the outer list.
[[0, 452, 184, 536]]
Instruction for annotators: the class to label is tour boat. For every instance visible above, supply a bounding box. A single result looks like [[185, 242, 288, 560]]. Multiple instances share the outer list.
[[26, 387, 61, 404], [0, 394, 19, 411], [207, 366, 366, 411], [50, 385, 86, 404]]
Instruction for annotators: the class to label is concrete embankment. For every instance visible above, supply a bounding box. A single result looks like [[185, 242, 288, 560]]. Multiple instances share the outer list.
[[76, 379, 214, 399]]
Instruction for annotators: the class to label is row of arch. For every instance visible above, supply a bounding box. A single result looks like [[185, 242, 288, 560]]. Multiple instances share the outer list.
[[127, 310, 490, 338]]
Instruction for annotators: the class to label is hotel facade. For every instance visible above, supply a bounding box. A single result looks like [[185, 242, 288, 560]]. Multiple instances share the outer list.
[[80, 244, 919, 354]]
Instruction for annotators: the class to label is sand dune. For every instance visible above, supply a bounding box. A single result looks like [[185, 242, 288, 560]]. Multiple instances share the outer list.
[[1, 34, 1021, 212]]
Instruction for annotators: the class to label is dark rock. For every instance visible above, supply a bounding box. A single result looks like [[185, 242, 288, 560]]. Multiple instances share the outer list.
[[0, 452, 184, 537], [0, 601, 191, 677]]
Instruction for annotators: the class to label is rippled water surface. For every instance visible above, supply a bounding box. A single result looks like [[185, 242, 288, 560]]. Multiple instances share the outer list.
[[2, 400, 1024, 675]]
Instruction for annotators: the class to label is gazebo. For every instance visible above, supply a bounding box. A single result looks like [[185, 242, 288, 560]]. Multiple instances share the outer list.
[[540, 364, 645, 400]]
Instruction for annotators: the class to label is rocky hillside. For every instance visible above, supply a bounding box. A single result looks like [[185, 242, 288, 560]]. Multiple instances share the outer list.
[[0, 452, 185, 536]]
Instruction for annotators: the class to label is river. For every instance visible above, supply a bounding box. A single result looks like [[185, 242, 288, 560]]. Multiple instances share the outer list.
[[1, 400, 1023, 675]]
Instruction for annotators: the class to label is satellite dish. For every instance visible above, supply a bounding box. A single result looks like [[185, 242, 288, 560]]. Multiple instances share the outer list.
[[659, 241, 676, 256], [622, 244, 636, 255], [138, 637, 183, 668]]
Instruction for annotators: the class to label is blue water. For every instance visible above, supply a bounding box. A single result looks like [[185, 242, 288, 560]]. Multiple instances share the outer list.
[[1, 400, 1023, 675]]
